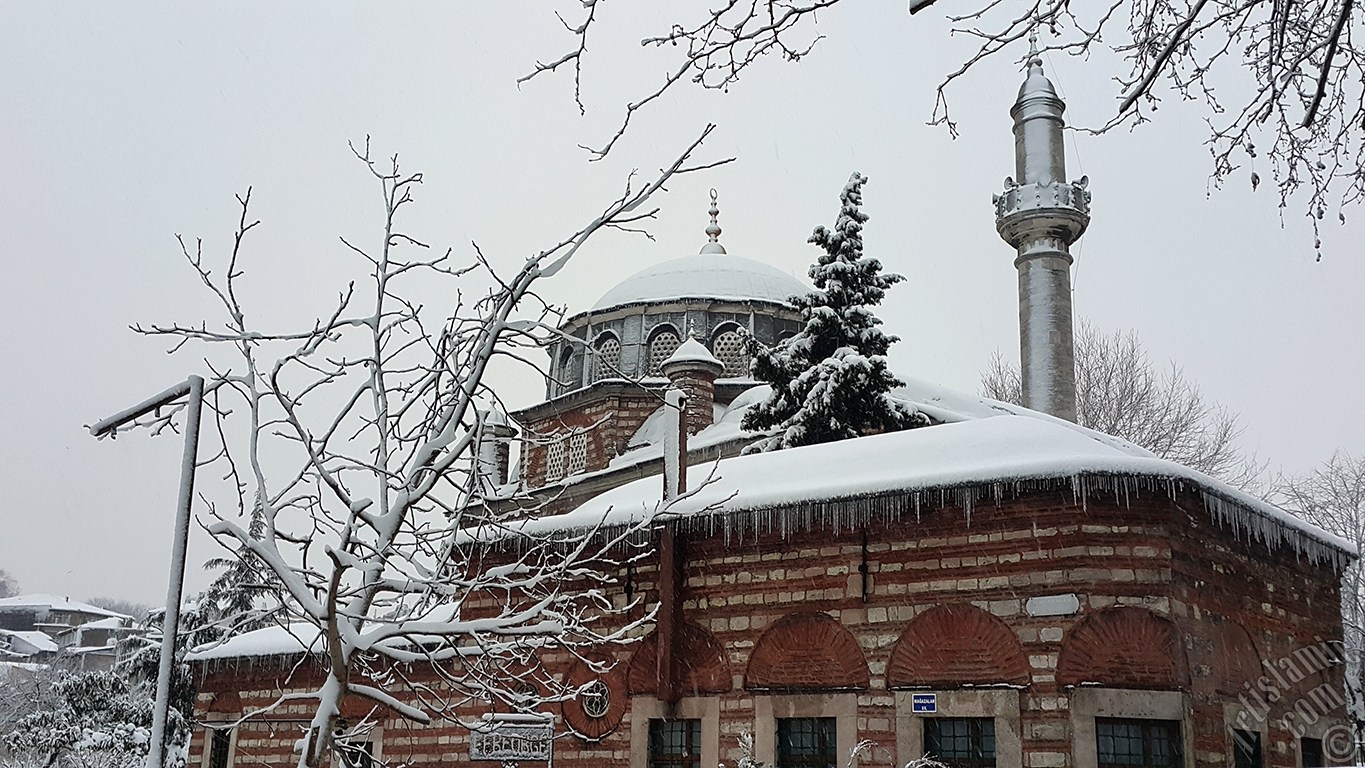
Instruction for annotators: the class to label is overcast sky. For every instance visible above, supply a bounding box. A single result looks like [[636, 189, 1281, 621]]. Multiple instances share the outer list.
[[2, 3, 1361, 606]]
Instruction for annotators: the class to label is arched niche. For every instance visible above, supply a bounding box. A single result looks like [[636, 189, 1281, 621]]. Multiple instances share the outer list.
[[1213, 618, 1264, 696], [627, 622, 731, 696], [1056, 606, 1188, 690], [561, 650, 628, 741], [886, 604, 1030, 688], [744, 612, 869, 691]]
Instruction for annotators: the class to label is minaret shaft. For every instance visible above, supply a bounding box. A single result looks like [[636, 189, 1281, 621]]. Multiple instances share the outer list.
[[994, 43, 1090, 423]]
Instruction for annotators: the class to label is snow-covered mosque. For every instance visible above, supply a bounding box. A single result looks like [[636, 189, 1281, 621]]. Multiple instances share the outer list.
[[187, 46, 1353, 768]]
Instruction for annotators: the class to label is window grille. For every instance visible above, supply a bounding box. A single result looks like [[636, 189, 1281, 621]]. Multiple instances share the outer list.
[[337, 740, 373, 768], [712, 329, 750, 376], [649, 719, 702, 768], [592, 336, 622, 382], [1301, 737, 1324, 768], [568, 431, 588, 475], [1096, 719, 1181, 768], [1232, 730, 1262, 768], [925, 718, 996, 768], [776, 718, 836, 768], [545, 437, 567, 482], [648, 329, 682, 375], [208, 729, 232, 768]]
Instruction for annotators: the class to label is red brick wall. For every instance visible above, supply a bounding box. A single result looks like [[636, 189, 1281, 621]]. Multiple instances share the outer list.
[[190, 488, 1347, 768]]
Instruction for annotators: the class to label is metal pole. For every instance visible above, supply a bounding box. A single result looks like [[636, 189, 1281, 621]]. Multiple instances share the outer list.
[[145, 375, 204, 768]]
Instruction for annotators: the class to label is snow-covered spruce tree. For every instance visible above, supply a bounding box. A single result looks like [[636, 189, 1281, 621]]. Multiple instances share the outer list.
[[116, 131, 722, 768], [742, 173, 927, 452]]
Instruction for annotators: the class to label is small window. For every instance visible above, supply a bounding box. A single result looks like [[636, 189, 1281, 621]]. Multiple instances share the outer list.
[[1097, 718, 1181, 768], [776, 717, 836, 768], [1232, 730, 1262, 768], [1301, 737, 1324, 768], [557, 345, 576, 395], [649, 718, 702, 768], [648, 328, 682, 375], [591, 335, 622, 382], [545, 436, 567, 482], [208, 728, 232, 768], [711, 327, 750, 377], [567, 431, 588, 475], [925, 718, 996, 768], [544, 431, 587, 482], [337, 739, 374, 768]]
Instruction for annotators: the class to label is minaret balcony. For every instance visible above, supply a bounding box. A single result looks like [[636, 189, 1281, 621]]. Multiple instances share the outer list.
[[994, 178, 1092, 247]]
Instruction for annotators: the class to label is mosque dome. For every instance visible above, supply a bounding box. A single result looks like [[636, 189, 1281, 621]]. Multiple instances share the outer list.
[[545, 190, 805, 398], [591, 253, 807, 311]]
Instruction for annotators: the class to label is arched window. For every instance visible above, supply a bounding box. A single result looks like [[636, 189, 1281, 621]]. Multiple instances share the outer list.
[[556, 345, 576, 396], [711, 325, 750, 377], [590, 334, 621, 383], [647, 326, 681, 375]]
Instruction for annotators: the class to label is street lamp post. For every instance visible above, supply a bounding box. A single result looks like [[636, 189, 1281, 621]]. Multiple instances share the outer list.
[[90, 375, 205, 768]]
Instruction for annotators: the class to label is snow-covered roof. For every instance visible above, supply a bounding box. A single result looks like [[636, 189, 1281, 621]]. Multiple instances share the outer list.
[[590, 254, 807, 311], [78, 617, 125, 631], [0, 594, 130, 620], [662, 337, 723, 370], [517, 386, 1353, 566], [186, 623, 322, 662], [0, 629, 58, 653]]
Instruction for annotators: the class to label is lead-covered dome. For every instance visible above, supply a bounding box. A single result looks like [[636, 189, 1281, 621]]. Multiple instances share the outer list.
[[544, 191, 805, 398], [591, 253, 807, 311]]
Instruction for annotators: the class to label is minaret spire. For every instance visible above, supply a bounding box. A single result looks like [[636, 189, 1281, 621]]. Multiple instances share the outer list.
[[700, 188, 726, 255], [993, 28, 1091, 422]]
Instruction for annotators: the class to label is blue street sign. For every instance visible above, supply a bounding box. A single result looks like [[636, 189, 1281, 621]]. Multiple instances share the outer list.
[[912, 693, 937, 713]]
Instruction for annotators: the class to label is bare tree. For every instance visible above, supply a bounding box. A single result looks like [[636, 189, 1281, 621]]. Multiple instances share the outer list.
[[981, 320, 1260, 487], [527, 1, 1361, 252], [1275, 451, 1365, 730], [107, 130, 727, 767], [85, 598, 152, 622], [0, 569, 16, 599]]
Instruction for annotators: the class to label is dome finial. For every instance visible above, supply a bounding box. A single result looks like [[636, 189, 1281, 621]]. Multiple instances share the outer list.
[[1027, 26, 1042, 70], [700, 188, 726, 255]]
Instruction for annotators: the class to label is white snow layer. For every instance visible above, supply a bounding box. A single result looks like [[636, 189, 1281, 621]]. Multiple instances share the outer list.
[[590, 254, 807, 311], [186, 623, 322, 662], [517, 397, 1354, 566], [0, 594, 132, 620]]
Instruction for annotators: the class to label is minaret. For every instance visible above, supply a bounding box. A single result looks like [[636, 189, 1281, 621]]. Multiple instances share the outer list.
[[994, 32, 1091, 422]]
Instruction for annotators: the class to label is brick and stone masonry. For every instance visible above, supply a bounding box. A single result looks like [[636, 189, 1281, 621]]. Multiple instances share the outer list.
[[188, 484, 1348, 768]]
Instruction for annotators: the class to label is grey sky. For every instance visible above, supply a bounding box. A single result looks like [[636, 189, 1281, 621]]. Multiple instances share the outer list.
[[1, 3, 1361, 605]]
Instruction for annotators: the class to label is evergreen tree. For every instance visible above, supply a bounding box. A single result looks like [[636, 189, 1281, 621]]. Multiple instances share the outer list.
[[742, 172, 927, 452]]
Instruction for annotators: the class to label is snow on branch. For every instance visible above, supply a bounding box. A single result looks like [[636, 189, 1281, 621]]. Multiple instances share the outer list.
[[138, 129, 725, 767], [531, 0, 1364, 252]]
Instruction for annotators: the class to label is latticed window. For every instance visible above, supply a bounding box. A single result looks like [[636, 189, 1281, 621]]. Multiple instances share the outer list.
[[1096, 719, 1181, 768], [776, 718, 836, 768], [568, 431, 588, 475], [545, 437, 567, 482], [648, 328, 682, 375], [711, 329, 750, 377], [925, 718, 996, 768], [546, 431, 587, 482], [649, 719, 702, 768], [591, 336, 622, 382]]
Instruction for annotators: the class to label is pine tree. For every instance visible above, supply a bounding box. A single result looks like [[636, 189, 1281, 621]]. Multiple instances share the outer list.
[[742, 172, 927, 452]]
